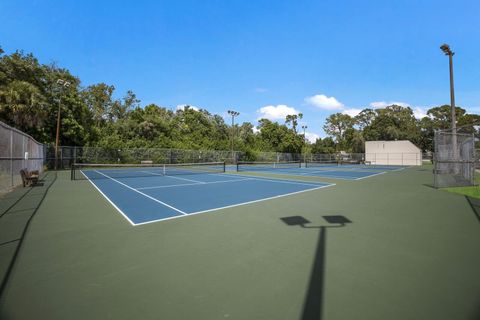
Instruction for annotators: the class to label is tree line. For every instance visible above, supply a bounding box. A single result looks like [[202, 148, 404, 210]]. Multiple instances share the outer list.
[[1, 47, 479, 157]]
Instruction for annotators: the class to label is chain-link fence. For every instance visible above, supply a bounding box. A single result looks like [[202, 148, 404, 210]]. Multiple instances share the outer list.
[[46, 145, 426, 168], [0, 121, 45, 193], [434, 130, 475, 188], [45, 146, 304, 168], [476, 149, 480, 170], [45, 146, 239, 168], [306, 152, 422, 165]]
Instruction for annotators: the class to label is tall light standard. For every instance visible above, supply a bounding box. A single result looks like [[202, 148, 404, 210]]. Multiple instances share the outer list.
[[227, 110, 240, 164], [55, 79, 71, 170], [301, 125, 308, 163], [440, 44, 457, 134], [301, 125, 308, 144]]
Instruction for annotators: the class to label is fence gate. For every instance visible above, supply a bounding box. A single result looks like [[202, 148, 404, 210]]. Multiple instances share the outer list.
[[434, 130, 475, 188]]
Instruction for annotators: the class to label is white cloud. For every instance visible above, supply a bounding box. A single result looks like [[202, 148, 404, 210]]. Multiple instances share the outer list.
[[257, 104, 300, 120], [176, 104, 199, 111], [252, 126, 260, 134], [305, 132, 320, 143], [305, 94, 344, 110], [412, 107, 428, 119], [254, 87, 268, 93], [342, 108, 363, 117], [466, 106, 480, 114], [369, 101, 410, 109]]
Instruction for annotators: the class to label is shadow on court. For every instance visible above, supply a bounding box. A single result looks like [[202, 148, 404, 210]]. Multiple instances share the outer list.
[[465, 196, 480, 223], [0, 172, 56, 300], [280, 215, 352, 320]]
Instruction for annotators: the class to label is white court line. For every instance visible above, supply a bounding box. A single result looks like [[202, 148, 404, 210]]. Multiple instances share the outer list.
[[93, 170, 187, 215], [137, 182, 203, 190], [231, 171, 357, 181], [211, 172, 331, 186], [234, 168, 391, 181], [80, 171, 136, 226], [164, 175, 206, 183], [134, 183, 336, 226], [137, 178, 254, 190], [223, 174, 332, 187], [297, 170, 368, 180], [140, 171, 205, 184], [354, 171, 387, 180], [305, 171, 386, 181]]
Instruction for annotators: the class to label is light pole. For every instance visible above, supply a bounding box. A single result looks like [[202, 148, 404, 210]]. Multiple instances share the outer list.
[[301, 125, 308, 144], [227, 110, 240, 164], [301, 125, 308, 164], [440, 44, 457, 134], [55, 79, 71, 170]]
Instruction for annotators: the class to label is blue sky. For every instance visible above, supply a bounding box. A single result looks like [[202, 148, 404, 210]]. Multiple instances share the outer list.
[[1, 0, 479, 141]]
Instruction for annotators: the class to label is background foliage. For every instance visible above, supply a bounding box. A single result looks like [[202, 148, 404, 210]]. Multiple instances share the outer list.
[[1, 47, 479, 154]]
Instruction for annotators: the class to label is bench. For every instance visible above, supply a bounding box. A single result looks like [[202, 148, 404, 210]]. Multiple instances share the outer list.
[[20, 169, 39, 187]]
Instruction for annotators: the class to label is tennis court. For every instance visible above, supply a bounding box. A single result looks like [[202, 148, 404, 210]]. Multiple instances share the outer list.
[[72, 162, 334, 225], [1, 165, 480, 320], [236, 161, 406, 180]]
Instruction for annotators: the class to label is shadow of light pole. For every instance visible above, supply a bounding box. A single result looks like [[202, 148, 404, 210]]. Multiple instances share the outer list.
[[280, 215, 352, 320]]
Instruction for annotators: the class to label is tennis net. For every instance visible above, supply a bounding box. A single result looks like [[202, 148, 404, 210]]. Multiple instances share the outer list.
[[305, 160, 339, 168], [71, 162, 226, 180], [236, 161, 301, 172]]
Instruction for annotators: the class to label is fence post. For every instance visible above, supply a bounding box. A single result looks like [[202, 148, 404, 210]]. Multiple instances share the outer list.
[[22, 136, 26, 170], [10, 129, 13, 186]]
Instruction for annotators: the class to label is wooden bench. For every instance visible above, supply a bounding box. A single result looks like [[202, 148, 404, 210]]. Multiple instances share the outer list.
[[20, 169, 39, 187]]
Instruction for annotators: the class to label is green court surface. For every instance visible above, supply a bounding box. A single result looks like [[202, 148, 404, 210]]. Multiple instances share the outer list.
[[0, 166, 479, 320]]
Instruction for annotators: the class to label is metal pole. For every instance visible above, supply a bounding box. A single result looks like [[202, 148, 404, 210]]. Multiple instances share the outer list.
[[73, 146, 77, 166], [231, 114, 234, 163], [448, 53, 457, 134], [440, 44, 458, 163], [448, 52, 459, 167], [227, 110, 239, 164], [54, 79, 70, 170], [302, 125, 307, 164], [55, 96, 61, 170], [472, 133, 475, 186], [433, 130, 438, 187], [10, 129, 13, 186]]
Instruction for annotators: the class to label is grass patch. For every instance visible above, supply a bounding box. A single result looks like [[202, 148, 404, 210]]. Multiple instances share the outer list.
[[443, 185, 480, 199]]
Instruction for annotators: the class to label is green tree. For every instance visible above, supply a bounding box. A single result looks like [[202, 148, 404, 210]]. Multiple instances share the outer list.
[[355, 109, 376, 130], [0, 80, 47, 130], [363, 105, 420, 145], [83, 83, 115, 126], [323, 113, 355, 150], [311, 137, 336, 154], [285, 113, 303, 133]]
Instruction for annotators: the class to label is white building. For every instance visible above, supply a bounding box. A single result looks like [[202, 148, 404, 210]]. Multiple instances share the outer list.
[[365, 140, 422, 166]]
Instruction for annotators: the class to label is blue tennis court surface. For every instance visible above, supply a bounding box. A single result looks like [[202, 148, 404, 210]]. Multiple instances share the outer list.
[[82, 170, 333, 225], [236, 163, 406, 180]]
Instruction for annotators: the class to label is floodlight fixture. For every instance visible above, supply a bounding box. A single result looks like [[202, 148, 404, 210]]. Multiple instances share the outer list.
[[440, 44, 454, 56]]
